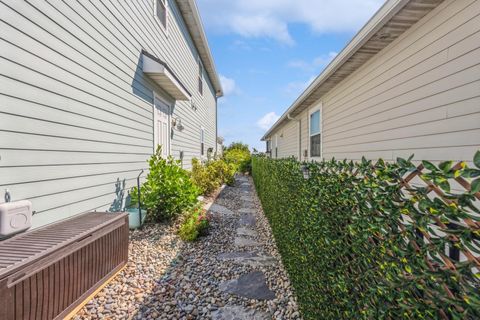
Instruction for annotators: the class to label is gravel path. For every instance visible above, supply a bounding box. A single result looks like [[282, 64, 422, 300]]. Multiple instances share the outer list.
[[75, 176, 301, 320]]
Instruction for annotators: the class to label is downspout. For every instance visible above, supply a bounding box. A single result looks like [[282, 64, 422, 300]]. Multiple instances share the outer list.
[[287, 114, 302, 161]]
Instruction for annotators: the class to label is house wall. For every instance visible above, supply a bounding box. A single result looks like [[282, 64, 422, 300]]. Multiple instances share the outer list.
[[0, 0, 218, 228], [270, 0, 480, 163]]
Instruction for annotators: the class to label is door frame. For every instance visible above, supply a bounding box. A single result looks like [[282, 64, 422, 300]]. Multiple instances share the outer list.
[[153, 92, 172, 156]]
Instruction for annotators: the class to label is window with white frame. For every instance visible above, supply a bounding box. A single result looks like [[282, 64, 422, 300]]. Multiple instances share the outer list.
[[266, 140, 271, 155], [155, 0, 167, 30], [274, 135, 278, 158], [200, 127, 205, 156], [198, 59, 204, 95], [310, 109, 321, 157]]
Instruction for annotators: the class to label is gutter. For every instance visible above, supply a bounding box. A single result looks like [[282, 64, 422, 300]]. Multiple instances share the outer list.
[[261, 0, 410, 141]]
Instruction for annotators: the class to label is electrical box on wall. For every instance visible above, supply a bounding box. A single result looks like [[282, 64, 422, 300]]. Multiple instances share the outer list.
[[0, 200, 33, 238]]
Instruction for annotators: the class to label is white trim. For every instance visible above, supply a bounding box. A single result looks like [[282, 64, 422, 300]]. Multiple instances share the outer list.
[[308, 103, 323, 160], [154, 0, 169, 37], [153, 92, 172, 157], [200, 126, 206, 159]]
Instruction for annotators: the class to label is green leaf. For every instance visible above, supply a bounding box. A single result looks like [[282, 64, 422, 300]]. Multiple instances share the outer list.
[[422, 160, 437, 171], [474, 150, 480, 169], [471, 178, 480, 194], [438, 161, 453, 173]]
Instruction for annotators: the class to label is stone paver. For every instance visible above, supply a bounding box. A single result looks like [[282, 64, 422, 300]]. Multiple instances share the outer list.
[[238, 208, 256, 214], [218, 252, 277, 267], [240, 195, 254, 202], [236, 227, 258, 237], [235, 237, 261, 247], [211, 306, 270, 320], [219, 271, 276, 300], [239, 214, 256, 227], [209, 203, 234, 216]]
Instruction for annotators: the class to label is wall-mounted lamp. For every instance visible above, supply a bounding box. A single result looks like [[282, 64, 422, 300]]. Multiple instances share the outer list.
[[172, 117, 184, 131], [4, 189, 11, 203], [301, 165, 310, 180]]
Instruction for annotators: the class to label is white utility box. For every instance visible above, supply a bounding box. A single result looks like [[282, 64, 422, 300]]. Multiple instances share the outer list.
[[0, 200, 32, 238]]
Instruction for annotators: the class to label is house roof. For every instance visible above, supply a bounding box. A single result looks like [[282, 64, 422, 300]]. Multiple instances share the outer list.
[[262, 0, 444, 141], [176, 0, 223, 97]]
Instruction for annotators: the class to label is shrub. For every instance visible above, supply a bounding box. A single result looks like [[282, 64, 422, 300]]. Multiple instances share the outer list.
[[252, 153, 480, 320], [132, 146, 200, 222], [223, 142, 252, 173], [178, 206, 212, 242], [191, 158, 236, 196]]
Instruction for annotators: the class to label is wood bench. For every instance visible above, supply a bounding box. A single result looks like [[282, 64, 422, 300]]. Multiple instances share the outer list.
[[0, 212, 129, 319]]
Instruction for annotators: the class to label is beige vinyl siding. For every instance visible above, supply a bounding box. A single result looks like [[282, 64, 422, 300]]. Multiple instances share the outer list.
[[0, 0, 217, 228], [271, 0, 479, 163], [320, 0, 480, 162], [276, 120, 300, 159]]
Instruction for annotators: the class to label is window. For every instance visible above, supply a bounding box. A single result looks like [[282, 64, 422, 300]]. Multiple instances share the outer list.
[[198, 59, 203, 95], [275, 135, 278, 159], [156, 0, 167, 30], [310, 109, 321, 158], [200, 127, 205, 156], [266, 140, 271, 154]]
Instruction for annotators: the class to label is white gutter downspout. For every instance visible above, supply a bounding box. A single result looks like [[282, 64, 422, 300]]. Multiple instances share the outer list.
[[287, 114, 302, 161]]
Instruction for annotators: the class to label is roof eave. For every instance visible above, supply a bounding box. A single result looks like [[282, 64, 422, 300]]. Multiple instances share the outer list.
[[261, 0, 443, 141], [176, 0, 223, 97]]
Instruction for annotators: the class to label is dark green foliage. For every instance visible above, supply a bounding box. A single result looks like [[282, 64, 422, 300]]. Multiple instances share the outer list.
[[132, 146, 200, 222], [223, 142, 252, 173], [252, 153, 480, 320], [191, 158, 236, 196]]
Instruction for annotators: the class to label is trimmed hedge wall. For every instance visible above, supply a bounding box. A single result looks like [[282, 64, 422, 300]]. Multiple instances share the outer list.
[[252, 154, 480, 319]]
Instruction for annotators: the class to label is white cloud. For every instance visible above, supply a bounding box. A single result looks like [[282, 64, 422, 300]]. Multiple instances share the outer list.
[[257, 112, 280, 130], [219, 74, 239, 97], [285, 75, 317, 96], [197, 0, 384, 44], [288, 51, 338, 72]]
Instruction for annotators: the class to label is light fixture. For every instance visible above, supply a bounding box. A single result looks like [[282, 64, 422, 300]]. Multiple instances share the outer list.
[[301, 165, 310, 180]]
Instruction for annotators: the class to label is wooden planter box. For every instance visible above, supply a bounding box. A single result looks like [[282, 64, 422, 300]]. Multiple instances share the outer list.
[[0, 212, 129, 319]]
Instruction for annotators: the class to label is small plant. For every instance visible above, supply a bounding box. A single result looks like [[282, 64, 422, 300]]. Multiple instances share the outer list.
[[132, 146, 200, 222], [191, 158, 236, 196], [178, 206, 212, 242]]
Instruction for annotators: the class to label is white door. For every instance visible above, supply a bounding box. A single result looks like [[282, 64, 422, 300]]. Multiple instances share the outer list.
[[154, 96, 170, 158]]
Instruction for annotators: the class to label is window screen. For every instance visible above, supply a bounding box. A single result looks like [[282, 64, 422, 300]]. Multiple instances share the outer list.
[[310, 110, 321, 157]]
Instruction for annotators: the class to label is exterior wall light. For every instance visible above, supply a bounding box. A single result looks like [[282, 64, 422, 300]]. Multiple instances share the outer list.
[[301, 165, 310, 180]]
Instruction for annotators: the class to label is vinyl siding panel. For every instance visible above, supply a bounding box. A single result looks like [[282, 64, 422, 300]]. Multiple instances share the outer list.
[[0, 0, 218, 228], [273, 0, 480, 163], [321, 0, 480, 162]]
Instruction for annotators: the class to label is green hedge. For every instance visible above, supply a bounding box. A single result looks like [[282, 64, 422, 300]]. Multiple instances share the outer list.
[[252, 154, 480, 320]]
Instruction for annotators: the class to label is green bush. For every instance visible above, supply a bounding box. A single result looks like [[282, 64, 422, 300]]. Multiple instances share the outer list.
[[223, 142, 252, 173], [191, 158, 236, 196], [132, 146, 200, 222], [252, 153, 480, 320], [178, 206, 211, 242]]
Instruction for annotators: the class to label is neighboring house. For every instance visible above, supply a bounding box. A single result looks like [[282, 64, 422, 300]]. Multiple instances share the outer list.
[[0, 0, 223, 229], [263, 0, 480, 163]]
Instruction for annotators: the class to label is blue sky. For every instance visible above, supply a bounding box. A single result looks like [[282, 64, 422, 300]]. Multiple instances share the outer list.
[[197, 0, 385, 151]]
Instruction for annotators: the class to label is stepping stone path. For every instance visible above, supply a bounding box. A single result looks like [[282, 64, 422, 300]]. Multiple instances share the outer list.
[[76, 175, 301, 320], [219, 271, 276, 300]]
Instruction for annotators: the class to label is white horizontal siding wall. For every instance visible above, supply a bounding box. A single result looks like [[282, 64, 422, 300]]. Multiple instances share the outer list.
[[320, 0, 480, 162], [0, 0, 217, 228]]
